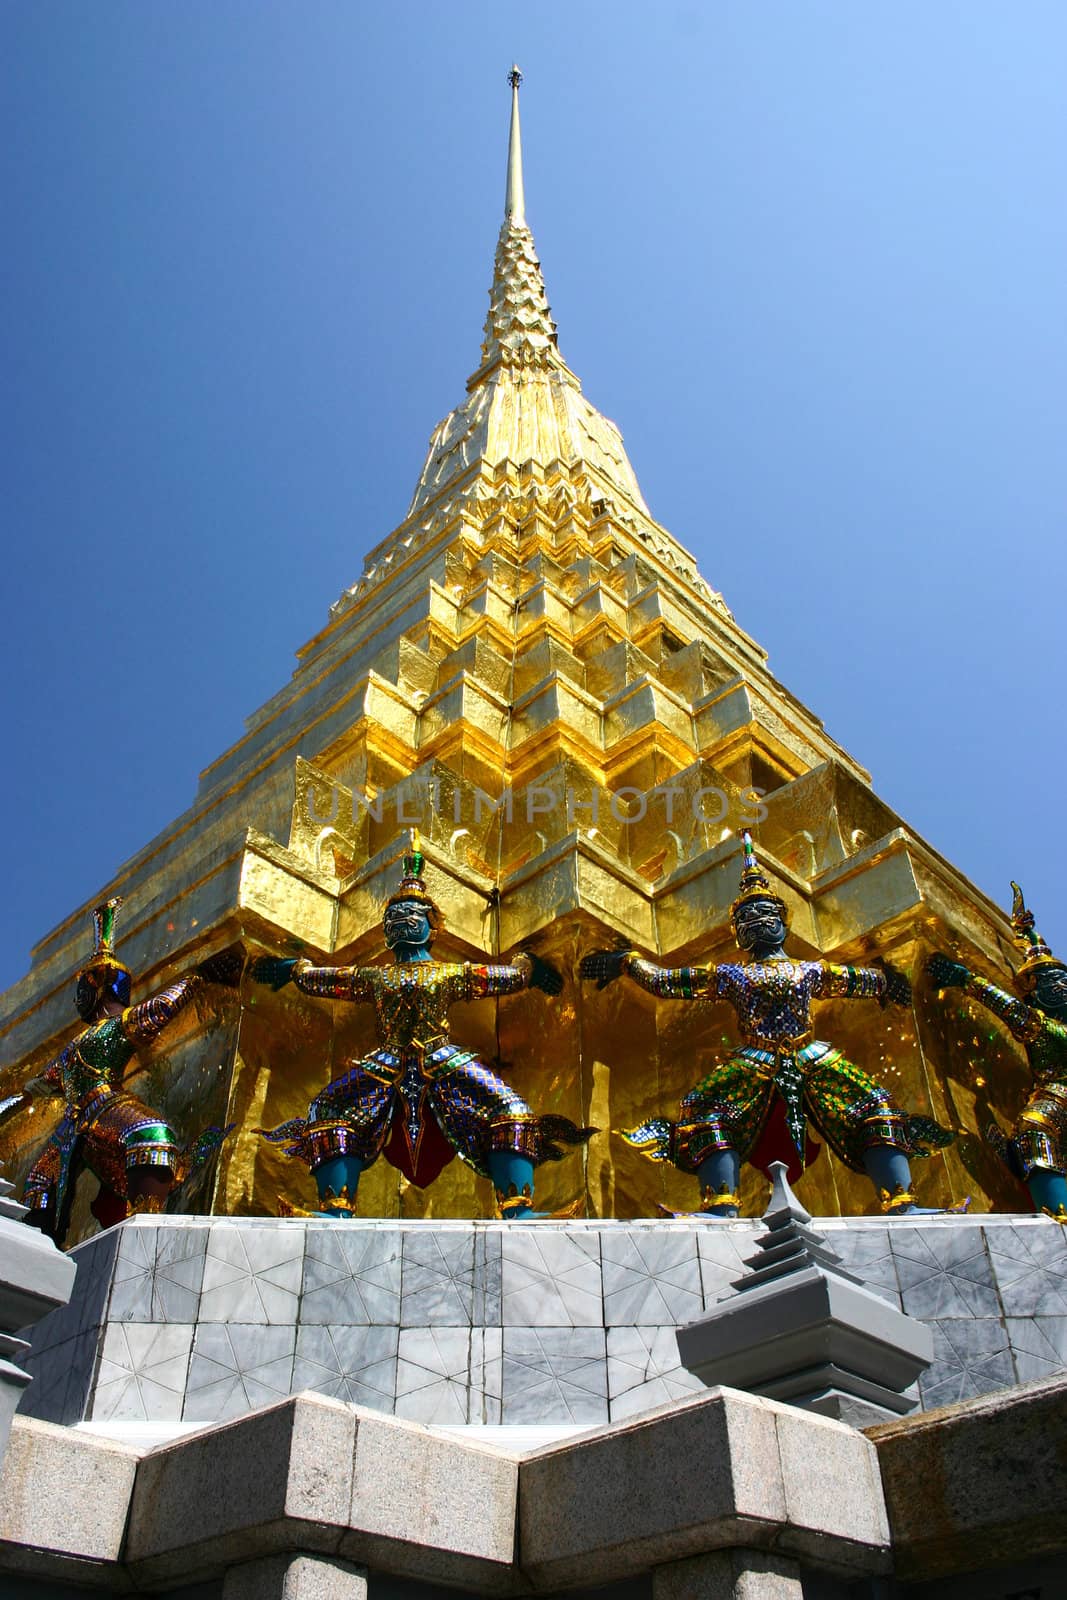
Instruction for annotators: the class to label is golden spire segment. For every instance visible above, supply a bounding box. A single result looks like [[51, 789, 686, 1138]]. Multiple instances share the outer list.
[[406, 69, 651, 519], [505, 65, 526, 226]]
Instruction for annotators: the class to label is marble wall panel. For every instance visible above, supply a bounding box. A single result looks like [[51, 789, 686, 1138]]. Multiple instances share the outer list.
[[1004, 1316, 1067, 1383], [501, 1229, 602, 1327], [400, 1229, 477, 1327], [109, 1222, 209, 1324], [601, 1229, 702, 1326], [889, 1224, 1000, 1320], [606, 1326, 705, 1422], [293, 1324, 398, 1409], [694, 1226, 750, 1306], [394, 1326, 502, 1425], [984, 1220, 1067, 1318], [819, 1223, 901, 1306], [501, 1327, 608, 1424], [91, 1322, 195, 1423], [183, 1322, 297, 1424], [916, 1318, 1016, 1412], [198, 1223, 305, 1325], [300, 1224, 402, 1326]]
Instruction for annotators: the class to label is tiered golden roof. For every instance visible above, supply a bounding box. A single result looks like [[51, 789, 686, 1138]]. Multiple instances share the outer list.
[[0, 75, 1031, 1231]]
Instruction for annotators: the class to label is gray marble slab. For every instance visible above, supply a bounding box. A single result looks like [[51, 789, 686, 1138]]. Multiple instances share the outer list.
[[890, 1224, 1000, 1319], [984, 1220, 1067, 1316], [300, 1223, 402, 1326], [198, 1222, 305, 1325], [500, 1228, 603, 1327], [293, 1323, 398, 1408], [917, 1317, 1016, 1411], [92, 1321, 195, 1423], [183, 1321, 297, 1424], [601, 1228, 702, 1326], [501, 1327, 609, 1424], [400, 1228, 477, 1326], [606, 1325, 705, 1422]]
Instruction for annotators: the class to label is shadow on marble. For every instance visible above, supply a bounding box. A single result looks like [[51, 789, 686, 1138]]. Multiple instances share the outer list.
[[20, 1330, 97, 1425], [917, 1318, 1016, 1411], [984, 1221, 1067, 1318], [25, 1227, 119, 1354], [822, 1224, 901, 1305], [889, 1225, 1000, 1319], [1004, 1316, 1067, 1384]]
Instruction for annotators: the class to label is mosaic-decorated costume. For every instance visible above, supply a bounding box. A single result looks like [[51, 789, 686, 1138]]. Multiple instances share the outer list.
[[929, 882, 1067, 1220], [257, 834, 593, 1218], [20, 899, 238, 1243], [582, 833, 956, 1216]]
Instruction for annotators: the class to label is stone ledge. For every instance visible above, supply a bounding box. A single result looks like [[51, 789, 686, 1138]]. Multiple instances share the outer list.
[[865, 1371, 1067, 1583], [517, 1387, 891, 1590], [2, 1377, 1066, 1593]]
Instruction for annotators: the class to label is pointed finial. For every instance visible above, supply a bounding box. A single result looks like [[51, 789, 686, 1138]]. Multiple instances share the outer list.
[[1009, 880, 1063, 992], [505, 64, 526, 226], [730, 830, 788, 920], [763, 1160, 812, 1227]]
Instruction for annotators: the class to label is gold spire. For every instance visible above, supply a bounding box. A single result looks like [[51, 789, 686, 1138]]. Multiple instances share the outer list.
[[475, 65, 562, 378], [505, 66, 526, 226], [406, 69, 650, 519]]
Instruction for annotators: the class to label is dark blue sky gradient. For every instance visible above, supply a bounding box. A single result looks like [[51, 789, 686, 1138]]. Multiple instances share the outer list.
[[2, 2, 1065, 991]]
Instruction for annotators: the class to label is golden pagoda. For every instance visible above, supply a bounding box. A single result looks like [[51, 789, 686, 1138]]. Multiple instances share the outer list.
[[0, 72, 1032, 1237]]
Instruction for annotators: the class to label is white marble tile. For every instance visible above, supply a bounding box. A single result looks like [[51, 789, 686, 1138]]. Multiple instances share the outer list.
[[401, 1229, 475, 1326], [198, 1223, 304, 1324], [293, 1324, 398, 1410], [91, 1323, 194, 1423], [395, 1326, 474, 1425], [1005, 1316, 1067, 1383], [151, 1225, 209, 1321], [183, 1323, 296, 1423], [917, 1319, 1015, 1411], [606, 1326, 705, 1422], [108, 1223, 208, 1323], [601, 1230, 702, 1326], [300, 1224, 402, 1325], [820, 1224, 901, 1305], [695, 1226, 750, 1305], [501, 1230, 602, 1327], [890, 1225, 1000, 1319], [502, 1328, 608, 1424], [472, 1228, 502, 1326], [984, 1221, 1067, 1317], [468, 1327, 503, 1425]]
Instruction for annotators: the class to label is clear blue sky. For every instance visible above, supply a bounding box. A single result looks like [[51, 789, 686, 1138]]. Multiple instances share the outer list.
[[2, 2, 1065, 991]]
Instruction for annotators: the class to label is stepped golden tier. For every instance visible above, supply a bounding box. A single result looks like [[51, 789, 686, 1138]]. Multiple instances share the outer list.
[[0, 74, 1030, 1236]]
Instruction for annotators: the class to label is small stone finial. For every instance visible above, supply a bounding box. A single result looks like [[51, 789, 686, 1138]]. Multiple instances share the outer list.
[[763, 1159, 812, 1228], [505, 63, 526, 226]]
